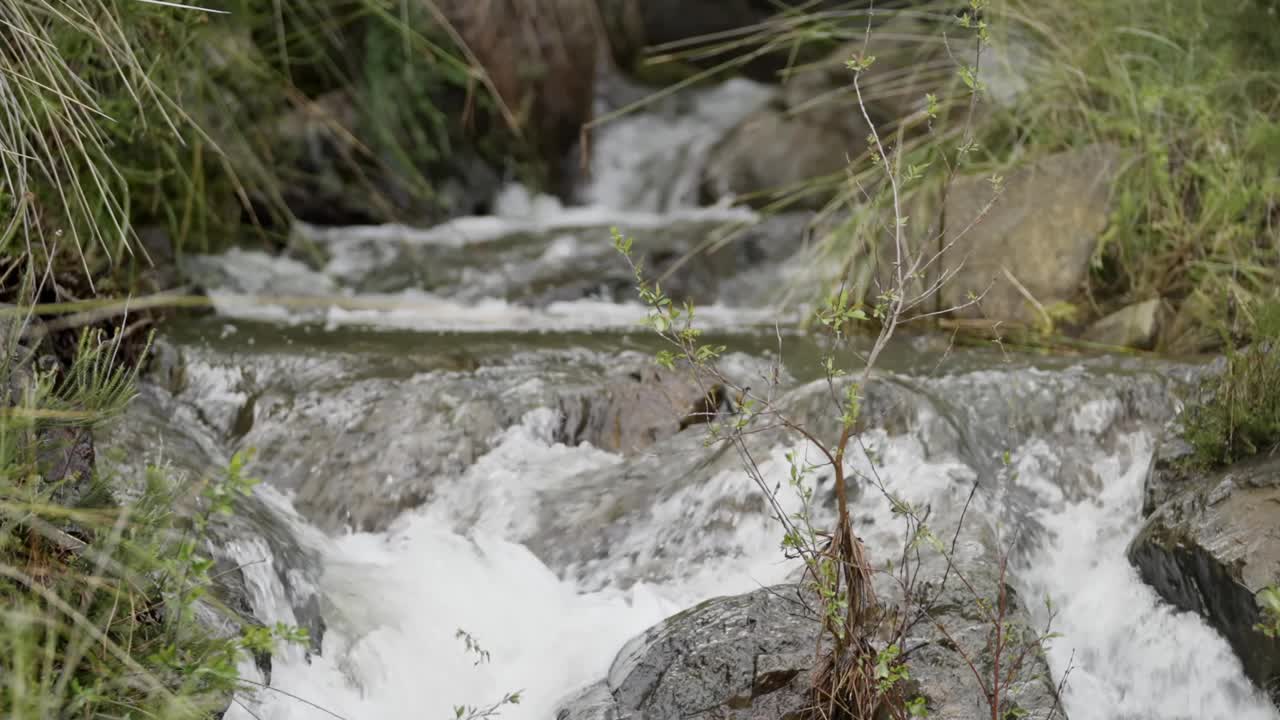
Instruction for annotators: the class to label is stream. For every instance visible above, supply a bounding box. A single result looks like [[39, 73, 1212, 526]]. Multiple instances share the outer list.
[[107, 74, 1278, 720]]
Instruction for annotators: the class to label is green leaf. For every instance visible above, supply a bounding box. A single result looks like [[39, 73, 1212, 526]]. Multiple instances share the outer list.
[[845, 53, 877, 72]]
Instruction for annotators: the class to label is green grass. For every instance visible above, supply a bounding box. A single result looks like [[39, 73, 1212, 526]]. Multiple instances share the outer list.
[[2, 0, 532, 313], [686, 0, 1280, 350], [996, 0, 1280, 352], [0, 322, 306, 719], [1179, 307, 1280, 469], [0, 4, 413, 715]]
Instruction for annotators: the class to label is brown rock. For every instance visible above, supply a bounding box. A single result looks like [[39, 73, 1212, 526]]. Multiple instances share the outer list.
[[936, 144, 1123, 324], [440, 0, 600, 182], [556, 368, 726, 455]]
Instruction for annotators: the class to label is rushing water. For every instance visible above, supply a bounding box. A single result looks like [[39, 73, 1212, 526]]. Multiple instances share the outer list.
[[112, 75, 1278, 720]]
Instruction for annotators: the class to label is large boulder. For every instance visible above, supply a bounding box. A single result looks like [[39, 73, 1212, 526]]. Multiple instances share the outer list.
[[556, 575, 1064, 719], [929, 144, 1121, 325], [819, 144, 1121, 326], [1128, 450, 1280, 703]]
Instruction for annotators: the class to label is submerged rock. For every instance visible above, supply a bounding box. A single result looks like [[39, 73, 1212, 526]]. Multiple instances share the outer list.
[[1129, 451, 1280, 704], [555, 367, 728, 455]]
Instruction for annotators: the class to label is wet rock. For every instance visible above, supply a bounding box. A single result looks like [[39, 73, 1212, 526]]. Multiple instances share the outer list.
[[555, 367, 726, 454], [936, 144, 1122, 324], [146, 336, 187, 395], [136, 334, 641, 534], [886, 546, 1065, 720], [240, 371, 517, 533], [559, 585, 818, 719], [1084, 299, 1170, 349], [1139, 427, 1199, 518], [557, 681, 621, 720], [555, 578, 1065, 719], [1128, 453, 1280, 703]]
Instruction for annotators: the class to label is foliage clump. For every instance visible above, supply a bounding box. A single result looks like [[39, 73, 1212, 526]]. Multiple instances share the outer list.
[[990, 0, 1280, 349], [1180, 306, 1280, 469], [0, 326, 306, 718]]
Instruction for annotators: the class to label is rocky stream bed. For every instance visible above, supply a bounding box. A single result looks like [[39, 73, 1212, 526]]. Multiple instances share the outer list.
[[96, 69, 1280, 719]]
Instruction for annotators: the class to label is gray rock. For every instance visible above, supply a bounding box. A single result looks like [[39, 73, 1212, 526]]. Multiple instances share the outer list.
[[558, 681, 622, 720], [1128, 453, 1280, 704], [556, 577, 1065, 719], [1084, 299, 1170, 349], [701, 99, 878, 210], [1139, 426, 1199, 517], [936, 144, 1123, 324], [603, 585, 818, 719]]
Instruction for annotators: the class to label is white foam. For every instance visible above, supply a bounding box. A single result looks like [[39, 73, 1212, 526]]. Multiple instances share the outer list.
[[226, 412, 797, 720], [225, 409, 985, 720], [1018, 432, 1279, 720], [580, 77, 776, 212], [202, 282, 793, 334]]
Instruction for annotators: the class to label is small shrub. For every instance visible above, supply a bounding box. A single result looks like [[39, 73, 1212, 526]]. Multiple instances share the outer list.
[[1180, 340, 1280, 469], [0, 325, 306, 718]]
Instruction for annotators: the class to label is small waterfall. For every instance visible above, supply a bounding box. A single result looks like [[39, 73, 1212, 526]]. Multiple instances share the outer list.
[[118, 73, 1280, 720]]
